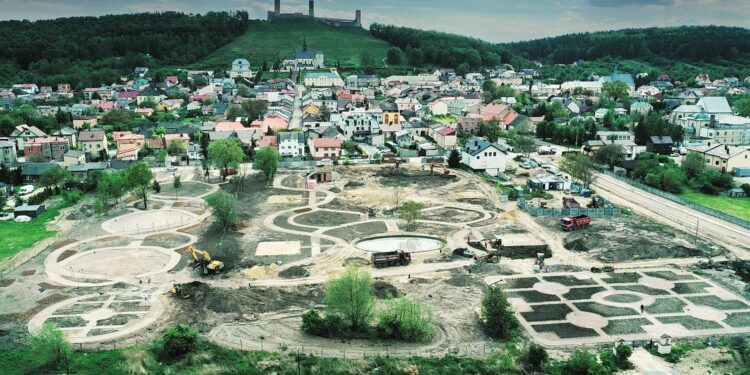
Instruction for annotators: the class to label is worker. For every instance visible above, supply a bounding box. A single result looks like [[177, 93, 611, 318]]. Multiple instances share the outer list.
[[640, 304, 645, 313]]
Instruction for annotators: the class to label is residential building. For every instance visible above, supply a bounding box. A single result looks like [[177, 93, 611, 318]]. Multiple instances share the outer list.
[[72, 116, 98, 129], [78, 130, 108, 159], [9, 124, 46, 150], [669, 96, 733, 123], [52, 127, 78, 148], [24, 137, 69, 162], [0, 140, 18, 166], [630, 101, 653, 115], [304, 71, 344, 87], [282, 50, 325, 70], [459, 114, 482, 134], [646, 136, 674, 155], [68, 162, 107, 180], [21, 163, 60, 182], [688, 144, 750, 174], [461, 138, 508, 176], [278, 131, 306, 157], [63, 150, 86, 165], [429, 125, 457, 149], [309, 138, 341, 160]]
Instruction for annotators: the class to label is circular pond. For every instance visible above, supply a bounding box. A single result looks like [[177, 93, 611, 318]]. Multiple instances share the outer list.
[[355, 235, 444, 253]]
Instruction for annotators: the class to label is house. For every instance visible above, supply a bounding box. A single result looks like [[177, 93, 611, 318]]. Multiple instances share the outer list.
[[278, 132, 306, 157], [395, 97, 421, 112], [430, 126, 457, 149], [72, 116, 98, 129], [646, 136, 674, 155], [21, 163, 60, 182], [52, 127, 78, 148], [309, 138, 341, 161], [461, 138, 508, 176], [24, 137, 69, 162], [229, 58, 253, 79], [137, 86, 164, 105], [630, 101, 653, 115], [164, 134, 190, 154], [480, 103, 512, 122], [113, 131, 146, 155], [67, 162, 107, 180], [595, 131, 635, 143], [688, 144, 750, 174], [63, 150, 86, 165], [0, 140, 18, 166], [459, 114, 483, 134], [9, 125, 46, 150], [428, 101, 449, 116], [282, 50, 325, 70], [78, 130, 108, 159], [257, 135, 279, 150], [670, 97, 733, 123], [304, 71, 344, 87]]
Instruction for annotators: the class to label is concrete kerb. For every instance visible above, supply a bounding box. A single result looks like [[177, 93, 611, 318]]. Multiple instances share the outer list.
[[100, 209, 202, 236]]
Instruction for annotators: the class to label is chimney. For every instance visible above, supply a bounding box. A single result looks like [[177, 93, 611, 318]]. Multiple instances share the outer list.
[[725, 145, 729, 154], [710, 114, 716, 127], [274, 0, 280, 16], [309, 0, 314, 18]]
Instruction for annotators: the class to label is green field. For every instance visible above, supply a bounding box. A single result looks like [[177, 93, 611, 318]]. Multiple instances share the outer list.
[[194, 19, 392, 70], [0, 202, 66, 262], [680, 189, 750, 221]]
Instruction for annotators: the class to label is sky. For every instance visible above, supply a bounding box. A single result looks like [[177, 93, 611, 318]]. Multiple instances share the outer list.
[[1, 0, 748, 42]]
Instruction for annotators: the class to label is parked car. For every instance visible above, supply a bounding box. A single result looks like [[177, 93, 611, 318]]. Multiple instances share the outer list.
[[19, 185, 34, 195]]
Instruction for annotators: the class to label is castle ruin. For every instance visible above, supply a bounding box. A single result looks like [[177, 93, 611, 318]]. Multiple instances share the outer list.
[[267, 0, 362, 28]]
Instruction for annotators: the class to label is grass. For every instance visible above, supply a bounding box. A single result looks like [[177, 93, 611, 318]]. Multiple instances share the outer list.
[[193, 19, 392, 69], [432, 116, 457, 124], [600, 272, 641, 284], [686, 296, 749, 310], [532, 323, 599, 338], [563, 286, 606, 301], [501, 277, 539, 289], [603, 294, 643, 303], [672, 282, 711, 294], [724, 312, 750, 327], [520, 304, 572, 322], [0, 201, 68, 262], [657, 316, 722, 330], [680, 188, 750, 221], [613, 284, 671, 296], [643, 270, 696, 281], [573, 302, 638, 317], [294, 210, 362, 227], [645, 298, 687, 314], [603, 318, 652, 335], [542, 275, 597, 286], [506, 290, 560, 303]]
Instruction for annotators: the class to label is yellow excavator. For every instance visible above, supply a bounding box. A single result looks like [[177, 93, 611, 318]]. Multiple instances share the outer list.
[[188, 246, 225, 275]]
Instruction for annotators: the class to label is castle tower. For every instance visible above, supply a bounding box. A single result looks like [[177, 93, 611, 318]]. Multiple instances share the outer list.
[[274, 0, 280, 16], [309, 0, 315, 18], [355, 10, 361, 25]]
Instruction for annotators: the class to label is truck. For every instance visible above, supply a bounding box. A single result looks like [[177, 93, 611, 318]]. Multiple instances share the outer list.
[[371, 250, 411, 268], [560, 215, 592, 231], [538, 146, 557, 155]]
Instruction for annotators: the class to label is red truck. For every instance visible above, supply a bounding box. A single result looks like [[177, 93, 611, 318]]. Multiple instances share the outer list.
[[560, 215, 592, 231], [371, 250, 411, 268]]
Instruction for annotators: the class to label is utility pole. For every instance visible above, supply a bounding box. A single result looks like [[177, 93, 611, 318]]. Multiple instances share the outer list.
[[694, 219, 700, 245]]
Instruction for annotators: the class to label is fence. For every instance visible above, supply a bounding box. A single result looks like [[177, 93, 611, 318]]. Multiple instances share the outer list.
[[517, 199, 622, 217], [602, 170, 750, 229]]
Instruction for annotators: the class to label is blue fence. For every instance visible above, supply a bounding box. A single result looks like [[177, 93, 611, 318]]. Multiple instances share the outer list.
[[602, 170, 750, 229], [517, 199, 622, 217]]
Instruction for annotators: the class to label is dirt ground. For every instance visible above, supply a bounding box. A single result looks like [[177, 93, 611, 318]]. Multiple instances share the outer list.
[[535, 216, 727, 262]]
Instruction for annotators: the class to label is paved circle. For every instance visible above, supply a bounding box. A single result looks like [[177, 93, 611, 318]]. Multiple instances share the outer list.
[[603, 293, 643, 303], [567, 311, 608, 329], [58, 246, 179, 279], [101, 209, 198, 235], [355, 235, 444, 253], [638, 276, 676, 290], [533, 281, 570, 295]]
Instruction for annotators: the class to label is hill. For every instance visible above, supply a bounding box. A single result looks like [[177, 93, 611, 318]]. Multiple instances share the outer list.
[[193, 19, 392, 70]]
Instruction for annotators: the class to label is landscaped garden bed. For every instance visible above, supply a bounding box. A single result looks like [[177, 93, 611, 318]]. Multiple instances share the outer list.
[[532, 323, 599, 338], [520, 304, 572, 322], [603, 318, 652, 335], [573, 302, 638, 317], [657, 316, 722, 330]]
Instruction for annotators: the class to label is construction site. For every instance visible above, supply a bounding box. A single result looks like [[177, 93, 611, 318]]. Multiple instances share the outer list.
[[1, 160, 750, 372]]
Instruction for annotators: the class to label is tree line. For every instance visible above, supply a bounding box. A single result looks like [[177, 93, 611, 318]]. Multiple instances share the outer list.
[[0, 11, 249, 87]]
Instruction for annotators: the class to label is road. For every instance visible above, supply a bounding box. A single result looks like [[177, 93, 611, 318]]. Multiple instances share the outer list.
[[289, 83, 305, 130], [536, 148, 750, 256]]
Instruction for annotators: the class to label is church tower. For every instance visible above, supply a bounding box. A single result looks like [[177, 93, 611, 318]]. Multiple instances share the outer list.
[[309, 0, 315, 18], [274, 0, 280, 16]]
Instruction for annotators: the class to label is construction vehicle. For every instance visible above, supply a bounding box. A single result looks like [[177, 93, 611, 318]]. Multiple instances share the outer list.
[[429, 162, 457, 179], [170, 283, 190, 299], [188, 246, 225, 275], [560, 215, 592, 231], [371, 250, 411, 268], [562, 197, 580, 209], [533, 253, 545, 272]]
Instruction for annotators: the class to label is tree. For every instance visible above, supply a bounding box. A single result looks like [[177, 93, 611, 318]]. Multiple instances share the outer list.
[[682, 151, 705, 178], [523, 343, 548, 372], [324, 266, 375, 330], [320, 105, 331, 122], [398, 200, 424, 228], [28, 323, 71, 371], [481, 287, 518, 339], [208, 139, 244, 181], [39, 167, 69, 193], [734, 95, 750, 117], [162, 324, 197, 357], [166, 140, 186, 156], [615, 344, 633, 369], [593, 143, 625, 169], [386, 47, 401, 65], [514, 135, 537, 157], [602, 81, 630, 101], [204, 191, 239, 230], [660, 168, 687, 193], [447, 149, 462, 168], [560, 153, 598, 188], [240, 99, 268, 121], [127, 163, 154, 209], [0, 189, 5, 211], [253, 146, 280, 182], [560, 350, 608, 375], [172, 175, 181, 198]]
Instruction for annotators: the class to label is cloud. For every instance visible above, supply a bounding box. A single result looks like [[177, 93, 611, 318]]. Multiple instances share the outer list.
[[588, 0, 674, 6]]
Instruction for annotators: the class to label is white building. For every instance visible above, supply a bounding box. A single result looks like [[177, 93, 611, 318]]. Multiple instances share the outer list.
[[282, 50, 325, 71], [461, 138, 508, 176], [304, 71, 344, 87], [229, 58, 253, 79], [278, 131, 305, 157]]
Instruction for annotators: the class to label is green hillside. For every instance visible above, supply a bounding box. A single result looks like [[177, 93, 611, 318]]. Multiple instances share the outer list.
[[194, 19, 392, 70]]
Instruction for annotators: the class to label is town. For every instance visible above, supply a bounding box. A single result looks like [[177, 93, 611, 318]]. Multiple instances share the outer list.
[[1, 4, 750, 375]]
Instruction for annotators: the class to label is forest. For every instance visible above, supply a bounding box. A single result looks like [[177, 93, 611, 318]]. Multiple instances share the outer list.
[[0, 11, 249, 87]]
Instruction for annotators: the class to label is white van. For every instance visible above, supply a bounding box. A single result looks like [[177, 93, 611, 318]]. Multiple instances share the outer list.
[[19, 185, 34, 195]]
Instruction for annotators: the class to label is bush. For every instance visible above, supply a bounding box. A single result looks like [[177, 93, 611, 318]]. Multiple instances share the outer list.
[[376, 298, 435, 342], [559, 350, 610, 375], [523, 343, 548, 372], [28, 322, 72, 369], [27, 187, 54, 205], [324, 267, 376, 330], [741, 183, 750, 197], [62, 189, 83, 204], [300, 309, 346, 338], [162, 324, 197, 357], [481, 287, 518, 339]]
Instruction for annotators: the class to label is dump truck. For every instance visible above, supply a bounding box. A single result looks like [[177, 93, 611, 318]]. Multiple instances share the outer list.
[[371, 250, 411, 268], [560, 215, 592, 231], [562, 197, 580, 208]]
